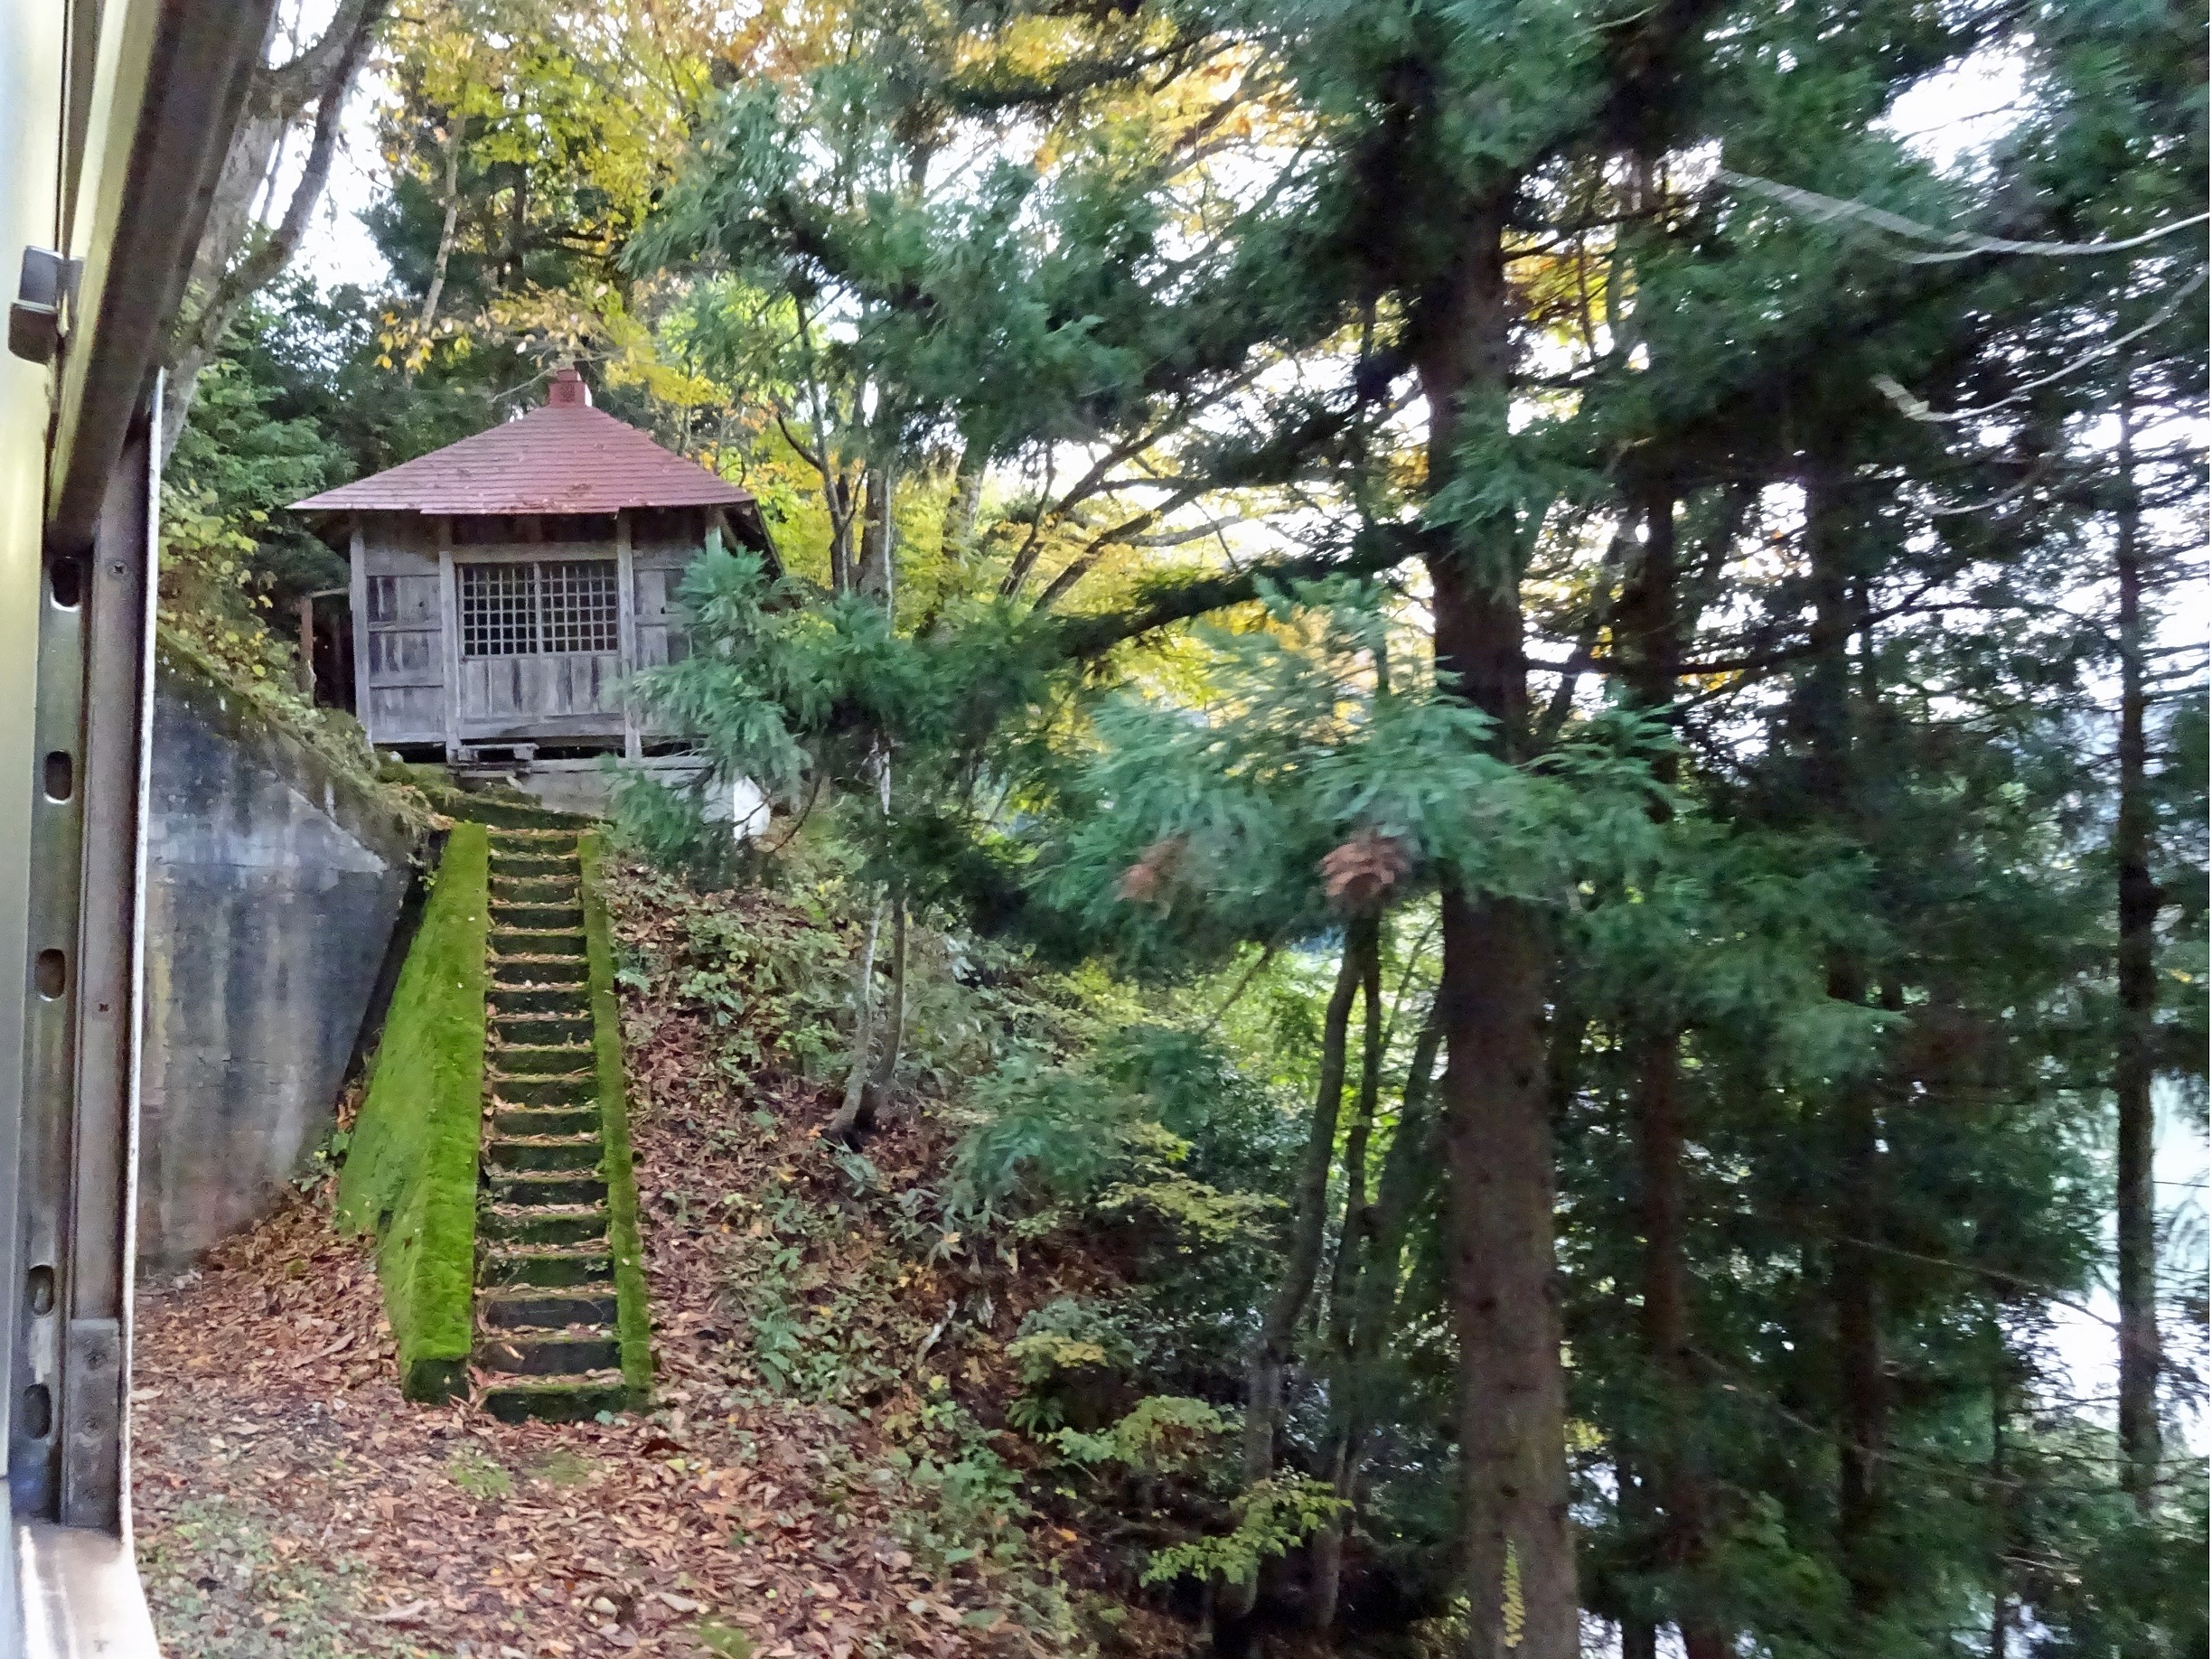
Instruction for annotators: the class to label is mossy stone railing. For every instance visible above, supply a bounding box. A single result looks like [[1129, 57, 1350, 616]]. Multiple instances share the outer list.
[[579, 832, 654, 1405], [334, 820, 490, 1401]]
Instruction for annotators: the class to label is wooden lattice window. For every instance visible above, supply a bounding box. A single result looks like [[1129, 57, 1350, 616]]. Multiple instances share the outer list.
[[460, 562, 537, 657], [460, 559, 619, 658], [540, 559, 619, 652]]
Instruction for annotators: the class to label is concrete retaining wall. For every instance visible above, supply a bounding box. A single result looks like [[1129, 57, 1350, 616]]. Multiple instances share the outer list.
[[137, 664, 422, 1270]]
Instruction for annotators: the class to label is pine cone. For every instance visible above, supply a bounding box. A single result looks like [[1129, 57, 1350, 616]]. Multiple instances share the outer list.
[[1320, 828, 1410, 913], [1117, 834, 1189, 904]]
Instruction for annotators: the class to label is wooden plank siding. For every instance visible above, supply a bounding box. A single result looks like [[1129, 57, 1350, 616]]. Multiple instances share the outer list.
[[358, 513, 448, 746], [350, 507, 710, 754], [628, 508, 704, 741]]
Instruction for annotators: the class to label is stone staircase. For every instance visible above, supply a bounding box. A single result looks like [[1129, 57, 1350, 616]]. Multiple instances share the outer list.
[[473, 825, 628, 1422]]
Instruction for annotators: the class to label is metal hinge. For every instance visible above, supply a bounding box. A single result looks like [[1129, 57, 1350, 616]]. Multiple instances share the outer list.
[[8, 248, 82, 366]]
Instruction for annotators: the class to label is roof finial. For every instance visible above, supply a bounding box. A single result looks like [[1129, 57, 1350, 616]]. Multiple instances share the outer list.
[[546, 362, 591, 408]]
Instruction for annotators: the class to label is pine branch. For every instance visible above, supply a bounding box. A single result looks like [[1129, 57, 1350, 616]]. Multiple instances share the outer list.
[[1053, 525, 1418, 660]]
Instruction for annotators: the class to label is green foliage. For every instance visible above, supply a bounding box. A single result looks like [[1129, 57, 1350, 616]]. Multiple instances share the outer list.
[[334, 824, 490, 1401], [1140, 1475, 1346, 1589], [1052, 1395, 1231, 1478], [526, 1448, 598, 1489], [444, 1445, 513, 1501], [158, 483, 294, 690], [615, 866, 855, 1087], [942, 1039, 1279, 1255], [629, 546, 1075, 867], [689, 1617, 755, 1659], [721, 1188, 914, 1404], [1006, 1298, 1144, 1433], [1030, 583, 1671, 970], [159, 287, 372, 716], [166, 333, 350, 595], [608, 765, 748, 891], [181, 0, 2208, 1643], [944, 1053, 1131, 1223], [1097, 1162, 1279, 1248], [139, 1496, 416, 1658], [2023, 1475, 2211, 1659], [881, 1383, 1032, 1576]]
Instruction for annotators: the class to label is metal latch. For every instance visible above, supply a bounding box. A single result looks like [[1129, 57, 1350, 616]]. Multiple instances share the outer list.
[[9, 248, 81, 365]]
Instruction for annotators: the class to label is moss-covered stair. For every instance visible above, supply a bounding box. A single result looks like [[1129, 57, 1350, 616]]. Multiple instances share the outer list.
[[475, 825, 640, 1422]]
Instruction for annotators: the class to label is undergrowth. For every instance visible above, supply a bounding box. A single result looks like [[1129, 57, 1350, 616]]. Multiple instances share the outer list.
[[600, 828, 1336, 1645], [158, 482, 432, 843], [138, 1496, 415, 1659]]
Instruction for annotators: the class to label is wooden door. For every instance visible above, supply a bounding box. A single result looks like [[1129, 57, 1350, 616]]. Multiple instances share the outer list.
[[455, 557, 623, 736]]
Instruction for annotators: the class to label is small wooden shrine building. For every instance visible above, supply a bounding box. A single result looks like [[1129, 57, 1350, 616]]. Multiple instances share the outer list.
[[294, 366, 775, 761]]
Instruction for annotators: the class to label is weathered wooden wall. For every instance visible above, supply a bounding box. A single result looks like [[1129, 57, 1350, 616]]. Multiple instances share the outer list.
[[351, 507, 708, 753], [353, 512, 445, 745]]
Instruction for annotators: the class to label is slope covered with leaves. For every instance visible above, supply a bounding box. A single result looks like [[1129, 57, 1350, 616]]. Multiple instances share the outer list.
[[134, 831, 1322, 1658]]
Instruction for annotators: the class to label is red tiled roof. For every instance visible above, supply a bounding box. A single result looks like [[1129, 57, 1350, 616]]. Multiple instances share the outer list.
[[292, 372, 753, 515]]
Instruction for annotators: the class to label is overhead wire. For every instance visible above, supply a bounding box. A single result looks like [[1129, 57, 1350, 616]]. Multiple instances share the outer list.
[[1717, 170, 2212, 263]]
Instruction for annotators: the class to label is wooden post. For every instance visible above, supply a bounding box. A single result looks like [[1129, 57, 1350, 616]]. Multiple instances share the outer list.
[[295, 594, 315, 700], [616, 510, 641, 761], [436, 515, 464, 762], [348, 520, 371, 738]]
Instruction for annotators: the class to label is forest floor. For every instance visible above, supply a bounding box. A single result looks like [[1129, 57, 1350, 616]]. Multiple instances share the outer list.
[[132, 866, 1115, 1659]]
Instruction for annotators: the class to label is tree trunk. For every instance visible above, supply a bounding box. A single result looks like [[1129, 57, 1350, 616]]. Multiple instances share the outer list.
[[408, 127, 467, 376], [829, 472, 857, 594], [858, 463, 895, 604], [1631, 1031, 1729, 1659], [1327, 932, 1387, 1333], [181, 7, 289, 326], [498, 165, 530, 286], [829, 466, 902, 1141], [1308, 1441, 1354, 1632], [827, 894, 885, 1143], [1419, 194, 1577, 1659], [295, 595, 316, 699], [868, 895, 910, 1095], [942, 451, 982, 563], [1309, 928, 1387, 1629], [1348, 1007, 1447, 1368], [1986, 1360, 2012, 1659], [1437, 884, 1574, 1659], [1803, 459, 1887, 1623], [829, 743, 895, 1143], [163, 0, 387, 462], [1619, 491, 1728, 1657], [2113, 389, 2162, 1510], [1222, 920, 1372, 1628], [1617, 1437, 1656, 1659]]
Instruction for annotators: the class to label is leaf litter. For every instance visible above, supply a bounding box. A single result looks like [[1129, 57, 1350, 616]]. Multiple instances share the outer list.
[[132, 863, 1121, 1659]]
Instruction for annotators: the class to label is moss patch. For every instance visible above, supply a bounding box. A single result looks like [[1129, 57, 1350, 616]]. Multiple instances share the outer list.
[[334, 822, 491, 1401], [580, 832, 654, 1406]]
